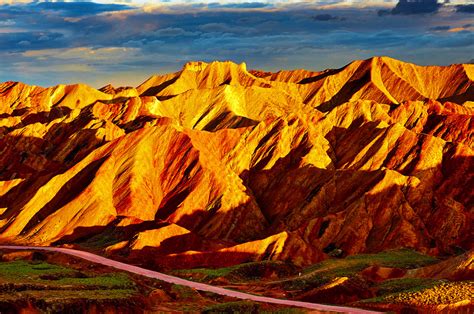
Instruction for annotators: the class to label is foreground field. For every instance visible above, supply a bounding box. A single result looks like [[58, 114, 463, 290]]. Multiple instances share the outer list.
[[0, 249, 306, 313], [172, 249, 473, 313], [0, 248, 472, 313]]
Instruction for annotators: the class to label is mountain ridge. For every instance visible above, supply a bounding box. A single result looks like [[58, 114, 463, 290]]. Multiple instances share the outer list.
[[0, 56, 472, 269]]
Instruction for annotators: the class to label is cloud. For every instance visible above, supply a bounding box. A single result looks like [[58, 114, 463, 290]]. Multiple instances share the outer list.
[[0, 19, 14, 26], [32, 1, 132, 17], [312, 13, 343, 21], [23, 46, 139, 61], [380, 0, 442, 15], [456, 4, 474, 13], [429, 25, 451, 31], [198, 23, 255, 35], [0, 31, 64, 51], [153, 27, 199, 37], [1, 0, 473, 87], [428, 23, 473, 33], [207, 2, 272, 9]]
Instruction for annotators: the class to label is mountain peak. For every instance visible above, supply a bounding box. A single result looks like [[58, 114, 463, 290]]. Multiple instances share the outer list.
[[183, 61, 208, 72], [182, 60, 249, 73]]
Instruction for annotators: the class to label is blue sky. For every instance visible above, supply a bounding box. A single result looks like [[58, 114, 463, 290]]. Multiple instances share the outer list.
[[0, 0, 473, 87]]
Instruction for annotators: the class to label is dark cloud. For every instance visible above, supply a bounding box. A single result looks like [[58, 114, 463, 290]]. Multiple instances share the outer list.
[[456, 4, 474, 13], [153, 27, 199, 37], [380, 0, 442, 16], [198, 23, 255, 35], [0, 31, 64, 51], [312, 14, 344, 21], [32, 1, 132, 17], [207, 2, 271, 9], [429, 25, 451, 31], [428, 23, 473, 32]]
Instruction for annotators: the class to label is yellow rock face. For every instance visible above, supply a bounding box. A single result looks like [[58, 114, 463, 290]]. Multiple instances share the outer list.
[[0, 57, 472, 268]]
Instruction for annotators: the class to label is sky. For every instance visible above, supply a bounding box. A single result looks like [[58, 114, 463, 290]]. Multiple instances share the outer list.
[[0, 0, 473, 87]]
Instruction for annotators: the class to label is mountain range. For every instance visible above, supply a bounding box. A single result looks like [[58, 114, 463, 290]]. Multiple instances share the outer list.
[[0, 56, 472, 270]]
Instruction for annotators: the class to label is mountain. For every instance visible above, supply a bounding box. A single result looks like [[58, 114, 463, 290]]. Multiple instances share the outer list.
[[0, 57, 472, 269]]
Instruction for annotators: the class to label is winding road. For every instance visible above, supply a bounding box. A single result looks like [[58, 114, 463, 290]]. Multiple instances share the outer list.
[[0, 245, 380, 313]]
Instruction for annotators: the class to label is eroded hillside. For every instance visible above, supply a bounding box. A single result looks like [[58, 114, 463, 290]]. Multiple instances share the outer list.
[[0, 57, 472, 269]]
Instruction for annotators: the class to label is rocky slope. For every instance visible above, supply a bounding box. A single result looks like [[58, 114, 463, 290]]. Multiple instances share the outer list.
[[0, 56, 472, 269]]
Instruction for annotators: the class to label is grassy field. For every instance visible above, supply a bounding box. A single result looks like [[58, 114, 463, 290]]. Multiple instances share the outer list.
[[361, 281, 473, 306], [0, 249, 469, 313], [375, 278, 445, 296], [283, 249, 439, 291], [0, 259, 140, 313], [0, 260, 135, 289], [0, 254, 307, 313], [172, 260, 296, 283], [0, 260, 133, 285], [169, 248, 471, 312], [202, 300, 306, 313]]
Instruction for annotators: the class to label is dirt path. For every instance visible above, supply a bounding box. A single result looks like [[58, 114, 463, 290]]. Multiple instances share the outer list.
[[0, 245, 380, 313]]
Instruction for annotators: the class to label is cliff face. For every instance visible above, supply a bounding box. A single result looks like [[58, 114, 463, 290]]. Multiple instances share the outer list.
[[0, 57, 472, 268]]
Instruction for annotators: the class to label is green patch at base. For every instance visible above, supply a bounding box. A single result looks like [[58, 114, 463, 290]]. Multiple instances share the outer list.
[[203, 301, 306, 314], [0, 289, 135, 302], [172, 260, 295, 283], [375, 278, 445, 296], [0, 259, 140, 313], [303, 249, 438, 275], [0, 260, 135, 290], [361, 281, 473, 305], [170, 249, 440, 293], [49, 272, 134, 289], [170, 284, 201, 300], [285, 249, 439, 291], [0, 260, 75, 280], [344, 249, 439, 269]]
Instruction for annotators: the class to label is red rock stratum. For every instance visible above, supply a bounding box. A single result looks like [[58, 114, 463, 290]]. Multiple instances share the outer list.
[[0, 56, 472, 268]]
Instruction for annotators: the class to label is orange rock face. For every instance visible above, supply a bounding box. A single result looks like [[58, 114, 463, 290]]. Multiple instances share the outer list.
[[0, 57, 472, 268]]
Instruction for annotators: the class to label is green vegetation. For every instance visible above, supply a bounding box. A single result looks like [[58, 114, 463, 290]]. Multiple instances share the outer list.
[[203, 301, 305, 314], [260, 307, 306, 314], [80, 230, 122, 249], [203, 301, 261, 313], [284, 264, 364, 291], [376, 278, 445, 296], [345, 249, 439, 269], [285, 249, 438, 291], [0, 289, 135, 301], [49, 272, 134, 289], [0, 259, 139, 312], [0, 260, 75, 280], [382, 281, 474, 305], [172, 260, 295, 283], [170, 284, 201, 300], [361, 281, 472, 305], [303, 249, 438, 275], [0, 260, 134, 290], [0, 250, 457, 312]]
